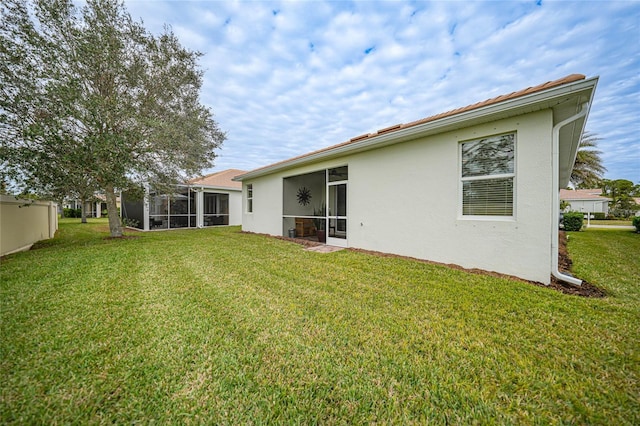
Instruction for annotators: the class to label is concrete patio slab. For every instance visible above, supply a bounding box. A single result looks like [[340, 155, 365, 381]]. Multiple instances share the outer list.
[[305, 245, 345, 253]]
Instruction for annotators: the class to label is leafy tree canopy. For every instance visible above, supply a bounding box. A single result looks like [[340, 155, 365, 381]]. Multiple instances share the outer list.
[[601, 179, 639, 218], [1, 0, 225, 236]]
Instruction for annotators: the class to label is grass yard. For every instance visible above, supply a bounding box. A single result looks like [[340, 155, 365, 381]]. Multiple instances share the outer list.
[[588, 219, 634, 226], [1, 219, 638, 424]]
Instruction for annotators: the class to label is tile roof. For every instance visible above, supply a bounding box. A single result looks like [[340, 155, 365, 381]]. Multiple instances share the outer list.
[[188, 168, 246, 189], [560, 189, 608, 200], [238, 74, 587, 179]]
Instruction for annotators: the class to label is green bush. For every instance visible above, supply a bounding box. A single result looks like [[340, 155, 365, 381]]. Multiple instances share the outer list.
[[593, 212, 606, 220], [633, 216, 640, 232], [63, 208, 82, 218], [563, 211, 584, 231]]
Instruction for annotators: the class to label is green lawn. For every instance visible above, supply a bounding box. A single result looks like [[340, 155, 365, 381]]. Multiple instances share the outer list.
[[588, 219, 633, 226], [1, 219, 638, 424]]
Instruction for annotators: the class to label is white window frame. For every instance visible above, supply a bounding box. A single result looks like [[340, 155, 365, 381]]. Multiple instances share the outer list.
[[459, 132, 516, 220], [246, 184, 253, 213]]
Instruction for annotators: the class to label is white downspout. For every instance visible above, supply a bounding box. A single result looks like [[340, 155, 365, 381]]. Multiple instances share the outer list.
[[551, 103, 589, 286]]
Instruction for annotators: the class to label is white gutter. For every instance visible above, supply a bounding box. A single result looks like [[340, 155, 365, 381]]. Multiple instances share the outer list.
[[551, 103, 589, 286]]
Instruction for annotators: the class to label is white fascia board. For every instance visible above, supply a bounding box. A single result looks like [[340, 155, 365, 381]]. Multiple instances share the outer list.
[[236, 77, 599, 181], [198, 185, 242, 192]]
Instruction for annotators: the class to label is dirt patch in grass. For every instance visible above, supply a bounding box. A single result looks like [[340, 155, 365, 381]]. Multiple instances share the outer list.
[[544, 278, 606, 297], [98, 225, 142, 240], [103, 235, 140, 241]]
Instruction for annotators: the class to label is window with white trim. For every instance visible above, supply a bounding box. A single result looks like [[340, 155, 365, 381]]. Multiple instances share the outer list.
[[461, 133, 515, 217], [246, 184, 253, 213]]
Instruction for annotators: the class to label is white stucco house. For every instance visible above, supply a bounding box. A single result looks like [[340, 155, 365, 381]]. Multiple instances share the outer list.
[[234, 74, 598, 285], [121, 169, 245, 231], [560, 188, 609, 215]]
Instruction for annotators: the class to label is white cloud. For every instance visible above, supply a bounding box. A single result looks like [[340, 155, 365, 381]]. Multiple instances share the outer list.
[[123, 0, 640, 182]]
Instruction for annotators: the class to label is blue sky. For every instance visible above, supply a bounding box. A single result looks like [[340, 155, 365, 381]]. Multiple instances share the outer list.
[[123, 0, 640, 183]]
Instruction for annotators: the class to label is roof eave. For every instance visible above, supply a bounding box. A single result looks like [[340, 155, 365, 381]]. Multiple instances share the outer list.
[[189, 184, 242, 191]]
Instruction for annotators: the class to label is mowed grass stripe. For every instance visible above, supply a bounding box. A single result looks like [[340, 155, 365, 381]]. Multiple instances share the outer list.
[[1, 219, 638, 424]]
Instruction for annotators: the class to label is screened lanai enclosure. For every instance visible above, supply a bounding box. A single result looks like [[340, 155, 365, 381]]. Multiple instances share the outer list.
[[282, 166, 348, 247], [121, 185, 234, 231]]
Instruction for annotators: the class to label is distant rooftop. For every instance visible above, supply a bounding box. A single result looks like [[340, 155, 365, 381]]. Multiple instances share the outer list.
[[189, 169, 246, 190], [560, 189, 608, 200]]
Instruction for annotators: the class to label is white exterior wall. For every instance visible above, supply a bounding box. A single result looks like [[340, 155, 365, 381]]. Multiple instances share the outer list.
[[228, 190, 242, 226], [350, 111, 553, 283], [242, 171, 287, 236], [242, 110, 555, 283]]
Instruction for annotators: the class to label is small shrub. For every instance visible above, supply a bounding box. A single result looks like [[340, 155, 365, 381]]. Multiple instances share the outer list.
[[593, 212, 606, 220], [633, 216, 640, 232], [63, 208, 82, 218], [563, 211, 584, 231]]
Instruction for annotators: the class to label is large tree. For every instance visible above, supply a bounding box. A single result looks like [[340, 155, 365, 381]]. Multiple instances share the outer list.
[[571, 131, 606, 189], [1, 0, 225, 236]]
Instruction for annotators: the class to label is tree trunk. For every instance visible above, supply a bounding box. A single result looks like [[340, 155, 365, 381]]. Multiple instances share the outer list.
[[105, 185, 122, 237], [80, 199, 88, 223]]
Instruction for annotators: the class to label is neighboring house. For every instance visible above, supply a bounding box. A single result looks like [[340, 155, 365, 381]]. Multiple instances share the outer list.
[[61, 195, 118, 218], [560, 189, 609, 215], [121, 169, 245, 231], [235, 74, 598, 285]]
